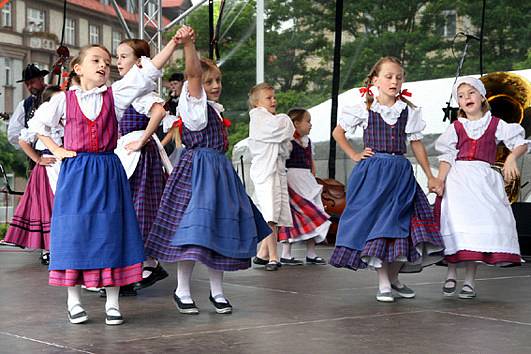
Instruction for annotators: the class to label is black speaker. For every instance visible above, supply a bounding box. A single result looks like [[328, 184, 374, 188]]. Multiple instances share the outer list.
[[512, 202, 531, 256]]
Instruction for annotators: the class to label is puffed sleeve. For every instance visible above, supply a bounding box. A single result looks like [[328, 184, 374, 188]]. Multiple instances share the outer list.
[[162, 113, 178, 133], [27, 92, 66, 136], [131, 91, 165, 117], [177, 80, 208, 131], [405, 106, 426, 141], [18, 127, 37, 144], [249, 107, 295, 143], [337, 104, 368, 134], [111, 57, 161, 120], [495, 120, 531, 152], [7, 100, 25, 147], [435, 124, 458, 165]]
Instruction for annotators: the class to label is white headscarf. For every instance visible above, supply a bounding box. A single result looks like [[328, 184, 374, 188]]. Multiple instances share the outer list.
[[452, 77, 487, 101]]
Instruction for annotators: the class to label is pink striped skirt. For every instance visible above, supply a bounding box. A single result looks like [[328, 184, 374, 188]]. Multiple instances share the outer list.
[[49, 263, 142, 287]]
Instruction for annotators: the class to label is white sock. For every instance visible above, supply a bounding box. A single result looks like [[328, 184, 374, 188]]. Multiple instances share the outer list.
[[446, 263, 458, 282], [463, 262, 478, 288], [306, 239, 317, 259], [105, 287, 120, 315], [176, 261, 195, 303], [377, 263, 391, 293], [67, 286, 82, 314], [281, 243, 292, 259], [143, 257, 158, 278], [208, 268, 227, 303]]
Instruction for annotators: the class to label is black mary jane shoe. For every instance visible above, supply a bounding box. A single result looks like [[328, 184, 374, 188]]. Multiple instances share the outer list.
[[67, 304, 88, 324], [172, 291, 200, 314], [133, 263, 169, 291], [99, 284, 137, 298], [264, 260, 281, 271], [305, 256, 327, 265], [209, 293, 233, 314], [40, 252, 50, 265], [280, 257, 304, 266], [105, 307, 124, 326], [253, 256, 269, 266]]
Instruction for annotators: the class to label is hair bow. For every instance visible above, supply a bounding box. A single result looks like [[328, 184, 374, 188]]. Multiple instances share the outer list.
[[399, 89, 412, 98], [359, 84, 374, 97]]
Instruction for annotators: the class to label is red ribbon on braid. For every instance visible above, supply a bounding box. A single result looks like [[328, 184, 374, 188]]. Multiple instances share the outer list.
[[399, 89, 412, 98], [171, 117, 183, 135], [359, 84, 374, 97]]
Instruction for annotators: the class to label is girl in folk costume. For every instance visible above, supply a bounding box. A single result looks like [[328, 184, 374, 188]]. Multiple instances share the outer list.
[[114, 38, 170, 291], [144, 36, 270, 315], [277, 108, 331, 265], [248, 83, 295, 271], [435, 77, 530, 299], [4, 86, 63, 265], [330, 56, 444, 302], [28, 30, 184, 325]]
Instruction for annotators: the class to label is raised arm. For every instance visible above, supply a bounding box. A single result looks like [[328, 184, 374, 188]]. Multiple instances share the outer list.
[[180, 27, 202, 99]]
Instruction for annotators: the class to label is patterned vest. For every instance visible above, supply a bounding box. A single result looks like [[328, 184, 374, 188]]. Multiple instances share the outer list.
[[455, 116, 499, 164], [181, 104, 228, 152], [119, 105, 149, 135], [286, 139, 312, 169], [363, 106, 408, 154], [64, 88, 118, 152]]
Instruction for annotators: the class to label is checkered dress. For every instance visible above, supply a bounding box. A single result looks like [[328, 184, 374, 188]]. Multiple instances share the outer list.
[[330, 107, 444, 272], [119, 106, 166, 241], [144, 105, 256, 270]]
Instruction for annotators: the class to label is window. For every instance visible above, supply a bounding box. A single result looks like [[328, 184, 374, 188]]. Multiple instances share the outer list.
[[126, 0, 136, 13], [4, 58, 12, 86], [112, 31, 122, 55], [27, 8, 46, 32], [65, 18, 76, 46], [89, 24, 100, 45], [1, 2, 12, 27], [437, 10, 457, 38], [100, 0, 111, 5]]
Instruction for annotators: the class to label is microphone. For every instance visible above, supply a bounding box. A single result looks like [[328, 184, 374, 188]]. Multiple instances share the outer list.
[[459, 32, 480, 41]]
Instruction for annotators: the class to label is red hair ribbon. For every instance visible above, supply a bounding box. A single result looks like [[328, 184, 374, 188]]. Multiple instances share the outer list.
[[399, 89, 412, 98], [293, 130, 301, 139], [171, 117, 183, 135], [359, 84, 373, 97], [223, 117, 231, 128]]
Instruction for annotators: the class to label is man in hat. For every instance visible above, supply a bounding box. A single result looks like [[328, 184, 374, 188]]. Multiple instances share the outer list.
[[7, 64, 49, 150]]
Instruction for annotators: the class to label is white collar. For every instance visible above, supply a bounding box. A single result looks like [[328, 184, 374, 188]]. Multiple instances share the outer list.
[[72, 85, 108, 98], [371, 99, 407, 120], [208, 100, 225, 114], [457, 111, 491, 125]]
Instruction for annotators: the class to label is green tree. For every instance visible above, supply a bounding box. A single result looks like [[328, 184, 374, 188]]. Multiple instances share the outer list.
[[0, 132, 27, 177]]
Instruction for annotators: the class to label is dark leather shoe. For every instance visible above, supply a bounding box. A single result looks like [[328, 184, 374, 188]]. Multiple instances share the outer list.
[[133, 263, 169, 290], [209, 293, 232, 314], [172, 291, 199, 314], [40, 252, 50, 265], [253, 257, 269, 265]]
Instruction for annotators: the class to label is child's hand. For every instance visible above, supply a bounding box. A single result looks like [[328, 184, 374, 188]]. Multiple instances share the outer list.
[[37, 156, 57, 166], [351, 148, 374, 162], [503, 156, 520, 184], [124, 140, 146, 154], [52, 147, 77, 160], [428, 176, 445, 196], [173, 26, 195, 45]]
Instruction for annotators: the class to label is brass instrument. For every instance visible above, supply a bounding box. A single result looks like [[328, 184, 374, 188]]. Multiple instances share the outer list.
[[480, 72, 531, 203]]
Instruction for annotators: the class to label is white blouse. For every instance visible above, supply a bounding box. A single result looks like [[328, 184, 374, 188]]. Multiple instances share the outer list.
[[28, 57, 160, 136], [435, 111, 531, 165], [176, 80, 226, 132], [248, 107, 295, 183], [338, 100, 425, 141], [131, 91, 165, 117]]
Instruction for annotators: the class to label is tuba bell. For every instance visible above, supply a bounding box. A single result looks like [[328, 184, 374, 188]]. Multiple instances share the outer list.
[[480, 72, 531, 203]]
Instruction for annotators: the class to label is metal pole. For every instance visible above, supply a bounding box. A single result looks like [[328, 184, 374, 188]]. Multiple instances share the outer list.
[[112, 0, 133, 39], [163, 0, 209, 32], [328, 0, 343, 179], [256, 0, 264, 84], [138, 0, 144, 39]]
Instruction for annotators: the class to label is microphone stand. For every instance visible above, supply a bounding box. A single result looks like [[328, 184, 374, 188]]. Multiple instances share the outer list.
[[443, 34, 476, 122]]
